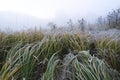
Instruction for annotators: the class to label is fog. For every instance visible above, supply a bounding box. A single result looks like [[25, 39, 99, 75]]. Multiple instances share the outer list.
[[0, 0, 120, 31]]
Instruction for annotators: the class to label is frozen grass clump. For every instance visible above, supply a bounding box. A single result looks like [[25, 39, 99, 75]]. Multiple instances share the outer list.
[[0, 30, 120, 80]]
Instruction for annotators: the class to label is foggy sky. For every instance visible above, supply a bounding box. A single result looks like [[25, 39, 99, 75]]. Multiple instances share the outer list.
[[0, 0, 120, 30]]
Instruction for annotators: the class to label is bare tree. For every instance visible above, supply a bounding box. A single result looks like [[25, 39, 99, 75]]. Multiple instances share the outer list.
[[78, 18, 86, 32], [97, 16, 108, 30], [67, 19, 74, 31]]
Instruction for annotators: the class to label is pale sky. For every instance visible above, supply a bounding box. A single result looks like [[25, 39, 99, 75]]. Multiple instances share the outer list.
[[0, 0, 120, 19], [0, 0, 120, 31]]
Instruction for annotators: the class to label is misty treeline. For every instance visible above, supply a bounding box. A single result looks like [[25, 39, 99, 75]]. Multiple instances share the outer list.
[[48, 8, 120, 31], [107, 8, 120, 29], [97, 8, 120, 29], [47, 18, 87, 32]]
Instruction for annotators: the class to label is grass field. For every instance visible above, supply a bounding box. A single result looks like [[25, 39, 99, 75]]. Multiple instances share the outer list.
[[0, 30, 120, 80]]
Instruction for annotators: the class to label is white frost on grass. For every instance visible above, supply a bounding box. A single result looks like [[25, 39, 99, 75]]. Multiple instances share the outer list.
[[89, 29, 120, 40]]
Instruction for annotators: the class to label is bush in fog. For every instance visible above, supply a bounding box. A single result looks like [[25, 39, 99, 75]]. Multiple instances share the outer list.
[[47, 22, 57, 30]]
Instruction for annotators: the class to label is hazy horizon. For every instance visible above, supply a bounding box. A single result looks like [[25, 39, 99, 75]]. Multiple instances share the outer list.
[[0, 0, 120, 31]]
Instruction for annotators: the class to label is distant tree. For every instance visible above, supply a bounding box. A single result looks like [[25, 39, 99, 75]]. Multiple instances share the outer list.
[[78, 18, 86, 32], [34, 26, 37, 32], [47, 22, 57, 30], [97, 16, 104, 25], [97, 16, 108, 30], [67, 19, 74, 31], [107, 13, 112, 28]]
